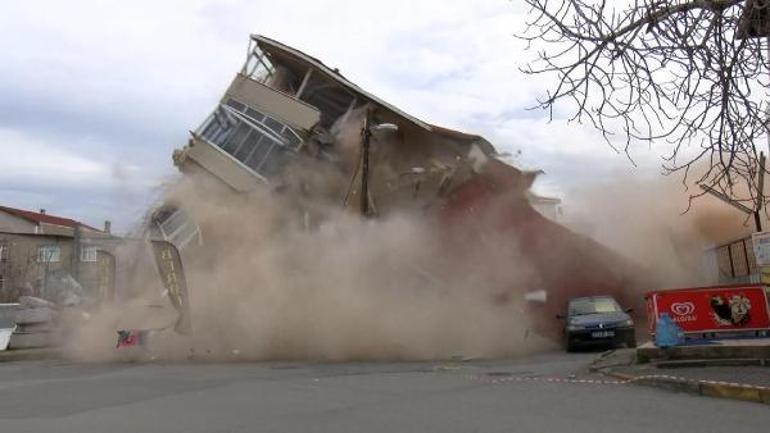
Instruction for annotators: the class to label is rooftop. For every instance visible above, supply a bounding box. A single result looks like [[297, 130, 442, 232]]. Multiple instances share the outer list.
[[0, 205, 101, 232]]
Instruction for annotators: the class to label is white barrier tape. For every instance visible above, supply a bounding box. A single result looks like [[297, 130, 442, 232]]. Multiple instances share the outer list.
[[457, 372, 770, 391], [627, 374, 770, 391], [460, 374, 628, 386]]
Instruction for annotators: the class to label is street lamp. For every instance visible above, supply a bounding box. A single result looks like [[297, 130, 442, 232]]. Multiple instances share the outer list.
[[360, 111, 399, 217]]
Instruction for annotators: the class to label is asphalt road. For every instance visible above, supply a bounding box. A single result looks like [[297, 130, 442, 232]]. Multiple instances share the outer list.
[[0, 351, 767, 433]]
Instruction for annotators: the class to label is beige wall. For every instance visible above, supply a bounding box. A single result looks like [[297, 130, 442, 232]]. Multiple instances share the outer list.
[[0, 233, 110, 302], [0, 211, 37, 234], [224, 74, 321, 130], [182, 137, 266, 191]]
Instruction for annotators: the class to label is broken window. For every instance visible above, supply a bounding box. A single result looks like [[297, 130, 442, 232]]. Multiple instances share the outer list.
[[197, 104, 298, 180], [37, 245, 60, 263]]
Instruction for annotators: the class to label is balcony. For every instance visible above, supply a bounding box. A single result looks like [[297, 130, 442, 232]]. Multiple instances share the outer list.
[[223, 74, 320, 131], [180, 103, 304, 191]]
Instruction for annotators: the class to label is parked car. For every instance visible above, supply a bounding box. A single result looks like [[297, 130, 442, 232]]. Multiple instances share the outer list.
[[557, 296, 636, 352]]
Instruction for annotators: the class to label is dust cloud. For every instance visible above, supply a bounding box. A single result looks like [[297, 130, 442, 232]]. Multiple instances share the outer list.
[[63, 154, 755, 362], [63, 171, 552, 363], [68, 109, 755, 362], [562, 170, 755, 290]]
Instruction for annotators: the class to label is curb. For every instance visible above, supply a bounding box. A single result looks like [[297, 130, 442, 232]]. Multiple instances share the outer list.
[[0, 348, 60, 363], [599, 368, 770, 405], [655, 358, 769, 369]]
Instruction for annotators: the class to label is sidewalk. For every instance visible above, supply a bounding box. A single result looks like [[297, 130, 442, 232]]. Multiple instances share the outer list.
[[636, 338, 770, 363], [0, 348, 59, 363], [592, 348, 770, 405]]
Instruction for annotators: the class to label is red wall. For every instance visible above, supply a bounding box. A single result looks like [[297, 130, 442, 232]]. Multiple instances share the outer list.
[[436, 166, 649, 339]]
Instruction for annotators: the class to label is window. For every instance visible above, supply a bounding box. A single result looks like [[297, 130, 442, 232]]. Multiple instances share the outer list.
[[223, 98, 303, 149], [37, 245, 60, 263], [197, 104, 299, 180], [0, 243, 7, 262], [153, 207, 201, 250], [242, 43, 275, 83], [80, 246, 98, 262], [0, 275, 4, 291], [568, 297, 621, 316]]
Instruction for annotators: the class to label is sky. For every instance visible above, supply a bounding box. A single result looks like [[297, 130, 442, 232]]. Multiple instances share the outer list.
[[0, 0, 669, 233]]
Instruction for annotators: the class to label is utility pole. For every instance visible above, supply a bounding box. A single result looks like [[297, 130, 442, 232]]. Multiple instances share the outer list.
[[360, 108, 371, 217], [756, 152, 766, 232], [72, 224, 81, 283]]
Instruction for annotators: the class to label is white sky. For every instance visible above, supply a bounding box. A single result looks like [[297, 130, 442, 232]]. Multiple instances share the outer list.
[[0, 0, 669, 232]]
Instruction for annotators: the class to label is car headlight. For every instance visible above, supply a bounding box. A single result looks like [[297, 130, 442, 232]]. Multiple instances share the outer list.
[[567, 324, 584, 331], [618, 319, 634, 328]]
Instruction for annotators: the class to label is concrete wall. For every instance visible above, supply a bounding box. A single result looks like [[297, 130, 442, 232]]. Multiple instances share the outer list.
[[224, 74, 321, 130], [183, 137, 266, 191], [0, 211, 36, 234], [0, 233, 112, 303]]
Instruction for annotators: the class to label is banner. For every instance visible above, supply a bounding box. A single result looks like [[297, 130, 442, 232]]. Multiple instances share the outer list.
[[647, 285, 770, 334], [151, 240, 192, 335]]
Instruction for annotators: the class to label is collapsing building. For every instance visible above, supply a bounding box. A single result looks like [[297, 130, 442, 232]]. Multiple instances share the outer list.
[[157, 35, 646, 340], [171, 35, 516, 216]]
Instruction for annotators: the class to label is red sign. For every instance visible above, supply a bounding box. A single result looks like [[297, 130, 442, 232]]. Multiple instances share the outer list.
[[646, 285, 770, 334]]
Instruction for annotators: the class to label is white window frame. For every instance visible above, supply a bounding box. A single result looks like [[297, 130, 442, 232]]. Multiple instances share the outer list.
[[225, 97, 303, 148], [196, 104, 292, 181], [37, 245, 61, 263], [80, 246, 98, 262], [157, 208, 201, 250]]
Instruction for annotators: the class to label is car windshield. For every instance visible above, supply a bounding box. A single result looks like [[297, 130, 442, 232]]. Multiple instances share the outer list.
[[568, 297, 621, 316]]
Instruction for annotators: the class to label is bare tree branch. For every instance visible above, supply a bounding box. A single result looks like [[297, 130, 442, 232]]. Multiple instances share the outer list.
[[520, 0, 770, 210]]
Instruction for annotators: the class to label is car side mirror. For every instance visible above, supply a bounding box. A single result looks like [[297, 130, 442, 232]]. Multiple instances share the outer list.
[[556, 314, 565, 320], [625, 308, 634, 313]]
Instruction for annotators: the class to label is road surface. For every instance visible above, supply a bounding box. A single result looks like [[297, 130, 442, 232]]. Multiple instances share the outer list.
[[0, 350, 767, 433]]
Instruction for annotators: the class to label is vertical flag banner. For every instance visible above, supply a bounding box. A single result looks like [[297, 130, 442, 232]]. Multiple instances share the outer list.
[[151, 240, 193, 335]]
